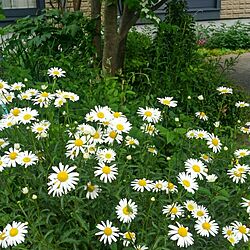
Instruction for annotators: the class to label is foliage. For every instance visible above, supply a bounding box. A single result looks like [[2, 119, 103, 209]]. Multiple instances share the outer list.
[[0, 9, 96, 82], [197, 22, 250, 50]]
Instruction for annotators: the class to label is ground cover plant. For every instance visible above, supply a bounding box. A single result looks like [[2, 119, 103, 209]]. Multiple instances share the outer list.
[[0, 1, 250, 249]]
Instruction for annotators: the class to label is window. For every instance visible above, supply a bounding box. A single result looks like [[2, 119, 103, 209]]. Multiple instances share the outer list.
[[0, 0, 45, 26]]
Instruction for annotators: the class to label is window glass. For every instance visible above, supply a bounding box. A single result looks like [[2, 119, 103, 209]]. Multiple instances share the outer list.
[[2, 0, 37, 9]]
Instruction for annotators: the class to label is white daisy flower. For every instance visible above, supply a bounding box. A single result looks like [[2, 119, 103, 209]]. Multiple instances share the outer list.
[[95, 220, 119, 245], [206, 133, 222, 153], [194, 129, 209, 139], [4, 221, 28, 247], [227, 167, 247, 184], [217, 86, 233, 95], [234, 149, 250, 158], [90, 106, 112, 123], [0, 138, 9, 148], [177, 172, 198, 194], [135, 244, 148, 250], [47, 163, 79, 197], [91, 127, 104, 144], [96, 148, 116, 163], [184, 200, 197, 212], [231, 221, 250, 242], [240, 126, 250, 134], [115, 198, 138, 223], [194, 216, 219, 237], [200, 153, 212, 163], [227, 234, 240, 246], [3, 147, 21, 167], [235, 101, 249, 108], [17, 151, 38, 168], [122, 231, 136, 247], [140, 123, 158, 136], [147, 145, 157, 155], [162, 203, 184, 220], [186, 130, 196, 139], [19, 107, 39, 124], [0, 156, 7, 172], [168, 222, 194, 248], [10, 82, 25, 91], [152, 180, 167, 192], [33, 91, 54, 107], [54, 97, 67, 108], [47, 67, 66, 78], [191, 205, 209, 219], [0, 80, 10, 95], [184, 158, 208, 180], [137, 107, 162, 123], [165, 181, 178, 193], [110, 117, 132, 134], [157, 96, 178, 107], [131, 178, 153, 192], [125, 136, 139, 148], [0, 230, 8, 248], [103, 128, 123, 144], [94, 162, 118, 183], [206, 174, 218, 182], [84, 182, 101, 199], [195, 111, 208, 121], [222, 225, 234, 238], [66, 135, 90, 157], [241, 197, 250, 213]]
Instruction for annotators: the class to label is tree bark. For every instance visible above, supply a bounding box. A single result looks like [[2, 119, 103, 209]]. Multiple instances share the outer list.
[[73, 0, 82, 11], [102, 0, 118, 75], [91, 0, 102, 60]]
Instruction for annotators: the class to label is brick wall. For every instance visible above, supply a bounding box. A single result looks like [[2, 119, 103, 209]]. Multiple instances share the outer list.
[[221, 0, 250, 19], [45, 0, 91, 15]]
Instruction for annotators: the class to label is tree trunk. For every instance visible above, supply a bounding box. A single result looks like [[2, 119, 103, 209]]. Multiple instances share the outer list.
[[102, 0, 118, 75], [73, 0, 82, 11], [116, 35, 127, 70], [91, 0, 102, 60]]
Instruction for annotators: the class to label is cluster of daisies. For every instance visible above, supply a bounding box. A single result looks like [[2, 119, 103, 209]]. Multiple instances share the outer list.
[[0, 141, 38, 171], [0, 221, 28, 248]]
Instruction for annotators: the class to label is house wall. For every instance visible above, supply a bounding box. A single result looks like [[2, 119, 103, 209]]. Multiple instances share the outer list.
[[220, 0, 250, 19]]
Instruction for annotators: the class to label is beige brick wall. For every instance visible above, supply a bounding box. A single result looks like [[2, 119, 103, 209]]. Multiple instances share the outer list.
[[45, 1, 91, 15], [221, 0, 250, 19]]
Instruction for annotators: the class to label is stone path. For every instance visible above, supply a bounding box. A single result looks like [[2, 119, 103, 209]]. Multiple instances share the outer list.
[[221, 53, 250, 93]]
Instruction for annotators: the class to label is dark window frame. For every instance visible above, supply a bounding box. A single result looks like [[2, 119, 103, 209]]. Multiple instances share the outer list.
[[1, 0, 45, 26]]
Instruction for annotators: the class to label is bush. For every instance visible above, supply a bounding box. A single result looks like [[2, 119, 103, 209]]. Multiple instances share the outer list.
[[197, 22, 250, 50]]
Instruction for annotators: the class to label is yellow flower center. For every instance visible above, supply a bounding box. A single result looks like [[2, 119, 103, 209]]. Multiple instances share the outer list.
[[155, 183, 162, 189], [167, 182, 174, 190], [138, 179, 147, 186], [238, 225, 247, 234], [202, 155, 209, 160], [187, 204, 195, 211], [197, 211, 204, 217], [105, 153, 112, 159], [192, 165, 201, 172], [116, 124, 124, 131], [129, 140, 135, 145], [239, 152, 246, 156], [0, 83, 3, 89], [9, 152, 18, 160], [87, 184, 95, 192], [41, 92, 49, 98], [200, 112, 205, 117], [113, 112, 120, 118], [109, 131, 117, 139], [57, 171, 69, 182], [23, 157, 31, 163], [102, 166, 111, 174], [124, 232, 135, 240], [74, 139, 83, 147], [212, 138, 219, 146], [182, 180, 190, 187], [144, 111, 152, 117], [147, 125, 154, 132], [0, 232, 6, 240], [9, 228, 18, 237], [228, 237, 235, 244], [178, 227, 188, 237], [163, 99, 170, 105], [171, 207, 178, 214], [104, 227, 112, 236], [234, 171, 242, 177], [97, 112, 104, 119], [122, 205, 133, 215], [12, 108, 20, 116], [202, 222, 211, 230], [226, 230, 233, 236], [23, 114, 32, 120], [0, 140, 4, 146], [93, 132, 100, 139], [36, 127, 44, 132], [22, 94, 28, 99]]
